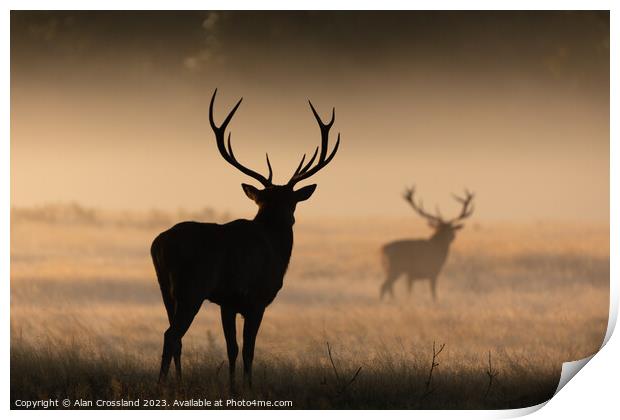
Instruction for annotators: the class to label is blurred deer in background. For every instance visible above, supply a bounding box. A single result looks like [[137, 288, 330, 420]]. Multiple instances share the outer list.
[[380, 186, 474, 300], [151, 89, 340, 390]]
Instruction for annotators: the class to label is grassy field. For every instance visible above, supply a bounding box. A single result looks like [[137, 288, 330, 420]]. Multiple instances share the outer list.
[[10, 205, 609, 409]]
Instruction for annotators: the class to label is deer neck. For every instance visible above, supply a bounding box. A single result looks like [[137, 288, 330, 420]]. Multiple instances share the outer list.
[[429, 232, 452, 254], [253, 210, 295, 267]]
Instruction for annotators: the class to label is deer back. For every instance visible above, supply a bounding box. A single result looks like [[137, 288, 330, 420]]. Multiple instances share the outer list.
[[382, 237, 450, 279], [152, 219, 290, 310]]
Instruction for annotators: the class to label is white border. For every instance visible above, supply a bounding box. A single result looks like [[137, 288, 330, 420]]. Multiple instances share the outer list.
[[2, 2, 617, 419]]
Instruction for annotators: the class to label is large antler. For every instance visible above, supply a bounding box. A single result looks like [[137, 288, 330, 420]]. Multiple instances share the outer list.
[[403, 186, 445, 226], [449, 189, 475, 223], [209, 89, 273, 187], [287, 101, 340, 187]]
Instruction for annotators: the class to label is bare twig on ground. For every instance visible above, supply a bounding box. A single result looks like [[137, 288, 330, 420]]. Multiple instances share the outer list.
[[326, 341, 341, 383], [421, 341, 445, 400], [425, 341, 445, 389], [485, 350, 499, 398], [346, 366, 363, 388], [325, 341, 362, 395]]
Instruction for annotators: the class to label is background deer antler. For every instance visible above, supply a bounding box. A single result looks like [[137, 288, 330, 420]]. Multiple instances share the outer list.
[[403, 186, 444, 226], [449, 189, 475, 224]]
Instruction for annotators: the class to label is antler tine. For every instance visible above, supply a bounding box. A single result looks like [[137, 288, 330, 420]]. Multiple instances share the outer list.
[[209, 90, 273, 187], [403, 185, 444, 224], [314, 104, 335, 162], [287, 101, 340, 186], [209, 89, 242, 133], [403, 186, 414, 202], [309, 101, 335, 129], [450, 188, 475, 222], [290, 146, 320, 180], [299, 147, 319, 174], [292, 154, 306, 177], [265, 153, 273, 184], [452, 189, 475, 204]]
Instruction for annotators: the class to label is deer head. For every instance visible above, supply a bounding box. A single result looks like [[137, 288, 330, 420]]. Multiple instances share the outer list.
[[403, 186, 475, 242], [209, 89, 340, 226]]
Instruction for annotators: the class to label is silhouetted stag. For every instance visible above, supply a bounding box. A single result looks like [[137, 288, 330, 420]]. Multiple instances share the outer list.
[[151, 90, 340, 390], [380, 186, 474, 300]]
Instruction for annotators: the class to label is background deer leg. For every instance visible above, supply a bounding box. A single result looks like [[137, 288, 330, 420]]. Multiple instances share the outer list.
[[406, 276, 414, 296], [380, 271, 398, 299], [242, 308, 264, 388], [430, 277, 438, 301], [159, 297, 201, 384], [220, 306, 238, 393]]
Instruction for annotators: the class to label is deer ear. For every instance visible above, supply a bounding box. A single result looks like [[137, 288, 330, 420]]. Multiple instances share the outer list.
[[294, 184, 317, 202], [241, 183, 261, 201]]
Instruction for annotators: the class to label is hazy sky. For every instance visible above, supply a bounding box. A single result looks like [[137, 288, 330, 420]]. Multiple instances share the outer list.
[[11, 11, 609, 222]]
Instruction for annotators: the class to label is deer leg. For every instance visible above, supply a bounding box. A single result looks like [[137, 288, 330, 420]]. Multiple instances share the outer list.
[[159, 297, 201, 384], [406, 276, 414, 296], [220, 306, 238, 393], [159, 333, 174, 383], [242, 308, 264, 388], [430, 277, 438, 301], [380, 272, 398, 300]]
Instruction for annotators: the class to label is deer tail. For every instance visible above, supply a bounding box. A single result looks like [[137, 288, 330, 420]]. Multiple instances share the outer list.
[[151, 235, 175, 324]]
